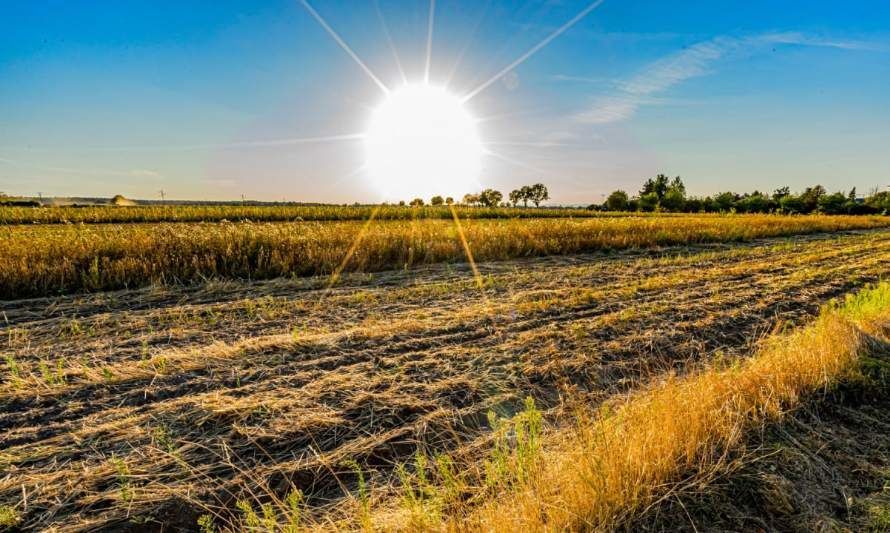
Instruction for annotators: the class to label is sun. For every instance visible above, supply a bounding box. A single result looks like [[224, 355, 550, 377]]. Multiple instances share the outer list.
[[364, 84, 483, 200]]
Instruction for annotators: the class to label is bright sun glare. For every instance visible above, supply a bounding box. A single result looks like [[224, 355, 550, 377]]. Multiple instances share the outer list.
[[365, 84, 483, 200]]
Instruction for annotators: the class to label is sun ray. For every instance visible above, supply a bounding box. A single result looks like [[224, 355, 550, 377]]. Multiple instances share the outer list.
[[442, 0, 493, 89], [449, 205, 490, 308], [462, 0, 607, 102], [482, 147, 548, 174], [483, 140, 574, 148], [62, 134, 366, 153], [298, 0, 390, 94], [373, 0, 408, 85], [323, 204, 383, 292], [327, 163, 370, 191], [424, 0, 436, 83]]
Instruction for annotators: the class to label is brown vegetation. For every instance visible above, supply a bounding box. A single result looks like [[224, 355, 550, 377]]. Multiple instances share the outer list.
[[3, 214, 888, 298], [1, 229, 889, 530]]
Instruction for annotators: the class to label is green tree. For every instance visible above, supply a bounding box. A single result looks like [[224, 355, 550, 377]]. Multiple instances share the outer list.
[[660, 188, 686, 211], [669, 176, 686, 196], [604, 190, 629, 211], [409, 198, 424, 207], [445, 197, 454, 205], [799, 185, 826, 213], [736, 192, 770, 213], [509, 189, 523, 207], [818, 192, 848, 214], [478, 189, 503, 207], [528, 183, 549, 207], [462, 193, 478, 206], [713, 192, 737, 212], [430, 195, 444, 206], [638, 192, 659, 212], [772, 186, 791, 201], [779, 194, 804, 213], [865, 191, 890, 212]]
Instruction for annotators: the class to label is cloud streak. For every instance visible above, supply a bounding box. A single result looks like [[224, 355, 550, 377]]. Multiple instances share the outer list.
[[574, 32, 887, 124]]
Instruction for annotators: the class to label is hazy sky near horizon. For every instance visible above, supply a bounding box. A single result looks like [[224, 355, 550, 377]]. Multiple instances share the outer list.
[[2, 0, 889, 203]]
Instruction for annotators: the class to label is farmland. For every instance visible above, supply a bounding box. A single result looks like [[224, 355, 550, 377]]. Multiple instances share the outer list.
[[0, 205, 612, 225], [2, 210, 890, 531], [3, 212, 889, 298]]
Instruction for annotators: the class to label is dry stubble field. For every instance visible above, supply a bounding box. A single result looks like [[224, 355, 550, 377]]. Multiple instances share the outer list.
[[2, 219, 890, 530]]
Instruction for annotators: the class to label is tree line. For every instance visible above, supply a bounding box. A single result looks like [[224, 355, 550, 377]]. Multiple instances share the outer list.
[[600, 174, 890, 215], [400, 183, 550, 208]]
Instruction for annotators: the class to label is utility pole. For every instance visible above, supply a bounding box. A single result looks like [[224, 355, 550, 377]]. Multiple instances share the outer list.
[[159, 189, 166, 202], [241, 194, 245, 205]]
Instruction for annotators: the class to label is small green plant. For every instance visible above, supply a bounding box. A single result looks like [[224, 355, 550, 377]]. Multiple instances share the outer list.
[[0, 505, 19, 528], [196, 514, 214, 533], [484, 396, 544, 488], [152, 425, 176, 454], [111, 456, 133, 503], [3, 354, 21, 385], [342, 459, 371, 528], [261, 503, 276, 531], [150, 355, 168, 374], [514, 396, 544, 483], [65, 317, 84, 336], [283, 489, 304, 533], [236, 499, 261, 529], [37, 359, 67, 387], [398, 452, 444, 526]]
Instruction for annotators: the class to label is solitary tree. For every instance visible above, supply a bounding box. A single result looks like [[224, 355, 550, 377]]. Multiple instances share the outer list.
[[409, 198, 425, 206], [445, 196, 454, 205], [462, 193, 478, 206], [430, 195, 444, 206]]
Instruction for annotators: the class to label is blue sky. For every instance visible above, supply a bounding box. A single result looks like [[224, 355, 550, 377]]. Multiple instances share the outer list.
[[2, 0, 889, 203]]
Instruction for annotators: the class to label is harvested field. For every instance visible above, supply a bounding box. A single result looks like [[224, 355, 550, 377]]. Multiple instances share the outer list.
[[2, 228, 890, 530]]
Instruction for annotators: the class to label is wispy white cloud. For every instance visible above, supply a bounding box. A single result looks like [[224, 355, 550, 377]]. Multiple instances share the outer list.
[[0, 157, 162, 179], [574, 32, 888, 124]]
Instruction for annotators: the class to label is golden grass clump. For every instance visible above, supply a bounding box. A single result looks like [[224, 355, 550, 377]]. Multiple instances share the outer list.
[[2, 214, 888, 298]]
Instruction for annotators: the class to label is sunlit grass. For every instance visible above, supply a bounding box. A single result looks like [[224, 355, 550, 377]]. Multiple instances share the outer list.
[[2, 214, 887, 298], [442, 282, 890, 531], [0, 204, 636, 225]]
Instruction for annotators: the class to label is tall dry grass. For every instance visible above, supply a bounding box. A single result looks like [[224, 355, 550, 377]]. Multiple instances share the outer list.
[[3, 214, 888, 298], [0, 205, 618, 225], [448, 282, 890, 531]]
